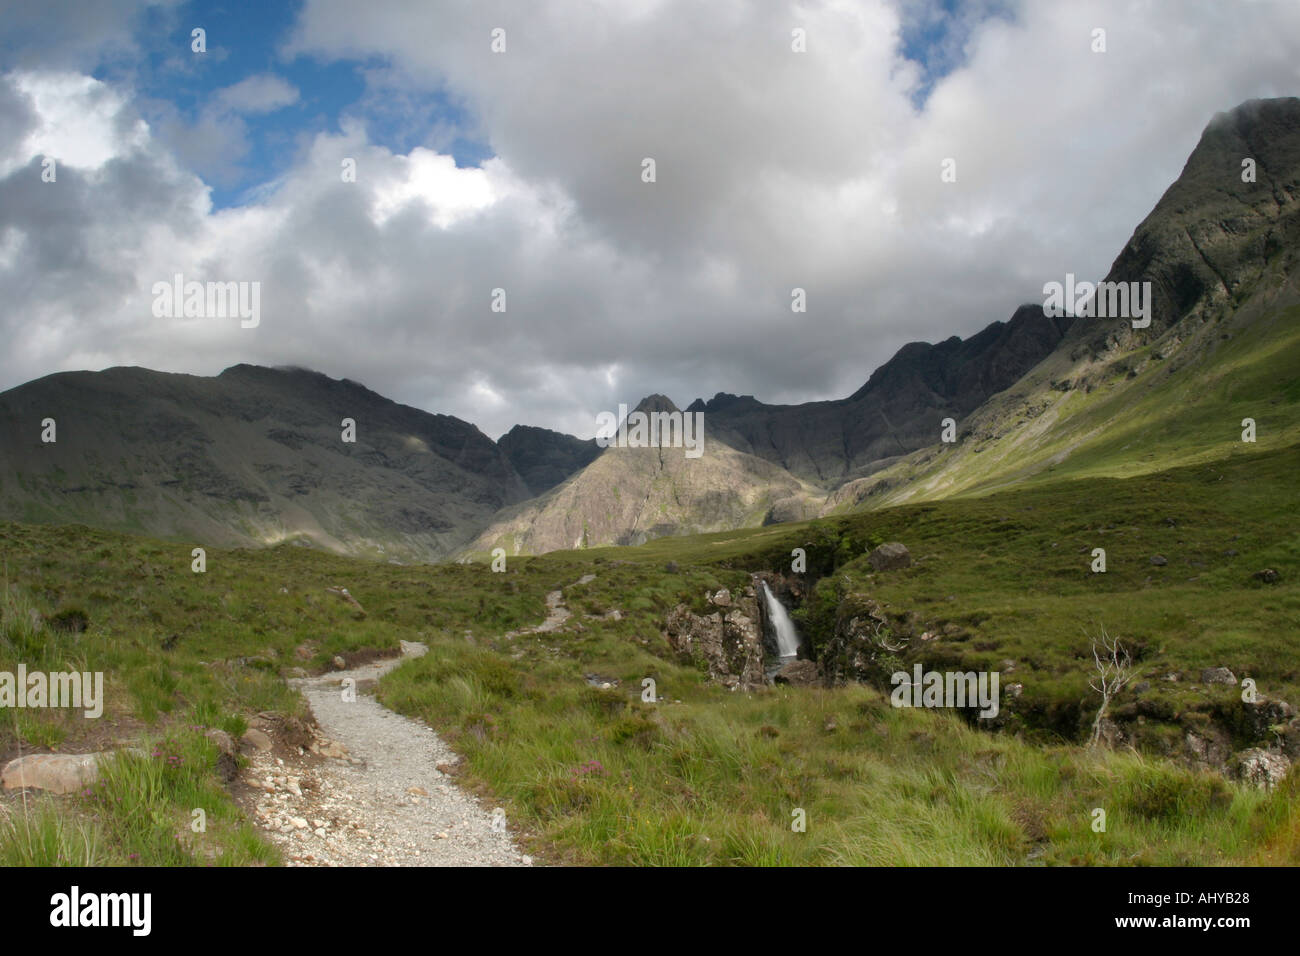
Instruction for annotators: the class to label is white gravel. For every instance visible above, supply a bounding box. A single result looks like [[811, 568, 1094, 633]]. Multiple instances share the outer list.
[[247, 643, 532, 867]]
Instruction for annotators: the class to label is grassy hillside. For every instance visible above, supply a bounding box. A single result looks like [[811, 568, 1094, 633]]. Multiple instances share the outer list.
[[2, 436, 1297, 865], [0, 365, 533, 563]]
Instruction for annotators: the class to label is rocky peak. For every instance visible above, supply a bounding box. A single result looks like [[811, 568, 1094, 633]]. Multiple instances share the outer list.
[[631, 393, 681, 415], [1073, 96, 1300, 351]]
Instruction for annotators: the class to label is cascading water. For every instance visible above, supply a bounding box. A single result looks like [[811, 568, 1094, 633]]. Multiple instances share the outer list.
[[760, 581, 801, 658]]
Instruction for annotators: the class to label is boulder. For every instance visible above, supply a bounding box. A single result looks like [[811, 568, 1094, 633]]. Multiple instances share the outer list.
[[818, 592, 901, 684], [1253, 569, 1280, 584], [204, 729, 238, 782], [1, 753, 107, 794], [1233, 748, 1291, 789], [312, 738, 350, 760], [204, 729, 236, 756], [240, 728, 273, 753], [1185, 728, 1232, 768], [710, 588, 732, 607], [1201, 667, 1237, 685], [773, 659, 820, 687], [868, 542, 912, 572], [201, 733, 240, 785], [1281, 719, 1300, 760]]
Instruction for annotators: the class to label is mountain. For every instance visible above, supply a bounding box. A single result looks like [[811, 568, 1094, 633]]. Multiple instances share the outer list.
[[0, 310, 1081, 563], [497, 424, 601, 497], [4, 99, 1294, 561], [0, 364, 532, 561], [467, 310, 1077, 556], [826, 97, 1300, 512], [465, 395, 824, 555], [688, 305, 1074, 487]]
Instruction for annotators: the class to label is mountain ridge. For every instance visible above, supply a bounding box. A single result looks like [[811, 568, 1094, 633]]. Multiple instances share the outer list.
[[3, 97, 1296, 560], [825, 96, 1300, 511]]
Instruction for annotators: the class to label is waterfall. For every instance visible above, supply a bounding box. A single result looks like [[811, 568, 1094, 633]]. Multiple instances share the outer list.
[[760, 581, 801, 657]]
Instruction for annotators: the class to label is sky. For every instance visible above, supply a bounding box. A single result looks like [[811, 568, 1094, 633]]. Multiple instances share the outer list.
[[1, 0, 1298, 441]]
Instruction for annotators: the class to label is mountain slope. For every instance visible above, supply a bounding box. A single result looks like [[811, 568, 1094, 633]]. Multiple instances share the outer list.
[[826, 97, 1300, 512], [688, 305, 1074, 488], [465, 396, 825, 556], [0, 364, 531, 561], [5, 99, 1294, 559], [497, 424, 601, 497], [470, 309, 1078, 556]]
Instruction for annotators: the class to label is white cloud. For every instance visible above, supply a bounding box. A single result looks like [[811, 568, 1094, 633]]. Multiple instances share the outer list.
[[2, 0, 1300, 442], [3, 72, 147, 174], [214, 74, 299, 115], [371, 148, 498, 228]]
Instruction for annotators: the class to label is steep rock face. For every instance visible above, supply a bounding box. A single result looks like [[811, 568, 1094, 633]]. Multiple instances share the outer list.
[[662, 586, 766, 691], [0, 364, 531, 561], [688, 306, 1073, 488], [497, 424, 600, 497], [1070, 96, 1300, 355]]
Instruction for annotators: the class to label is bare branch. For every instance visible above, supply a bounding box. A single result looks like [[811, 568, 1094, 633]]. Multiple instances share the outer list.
[[1085, 623, 1135, 748]]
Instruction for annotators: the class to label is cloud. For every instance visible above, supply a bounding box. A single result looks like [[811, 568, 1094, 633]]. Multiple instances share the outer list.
[[1, 72, 148, 175], [0, 0, 179, 72], [214, 74, 299, 114], [146, 74, 299, 187], [2, 0, 1300, 443]]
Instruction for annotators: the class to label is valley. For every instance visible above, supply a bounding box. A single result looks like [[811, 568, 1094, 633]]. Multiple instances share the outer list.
[[2, 431, 1297, 864], [1, 95, 1298, 870]]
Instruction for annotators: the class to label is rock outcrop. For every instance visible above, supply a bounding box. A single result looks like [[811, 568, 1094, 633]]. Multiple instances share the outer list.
[[663, 586, 766, 691], [818, 592, 904, 685], [1233, 748, 1292, 790]]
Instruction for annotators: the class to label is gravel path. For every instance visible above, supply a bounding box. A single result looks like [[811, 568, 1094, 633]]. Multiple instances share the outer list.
[[505, 574, 594, 638], [245, 641, 532, 867]]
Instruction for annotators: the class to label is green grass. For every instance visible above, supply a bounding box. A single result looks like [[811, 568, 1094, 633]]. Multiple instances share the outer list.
[[379, 643, 1298, 865], [855, 298, 1300, 509], [0, 798, 103, 866], [1, 439, 1297, 866], [372, 441, 1298, 864]]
